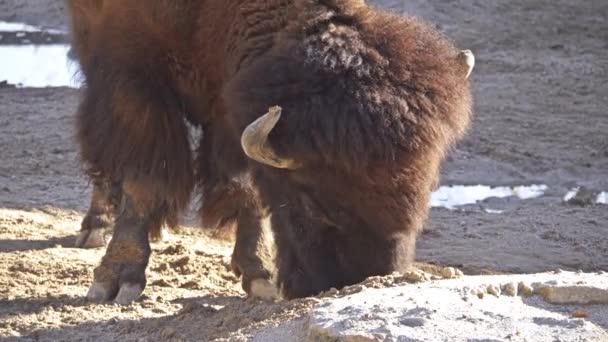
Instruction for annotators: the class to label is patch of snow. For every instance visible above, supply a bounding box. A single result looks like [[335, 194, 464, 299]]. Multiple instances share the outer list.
[[563, 188, 607, 205], [0, 21, 65, 34], [513, 184, 548, 199], [483, 208, 504, 214], [597, 192, 608, 205], [564, 187, 579, 202], [430, 184, 547, 210], [0, 45, 81, 88]]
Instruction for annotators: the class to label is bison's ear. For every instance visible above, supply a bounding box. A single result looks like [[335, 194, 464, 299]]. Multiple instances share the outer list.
[[458, 50, 475, 79], [241, 106, 302, 170]]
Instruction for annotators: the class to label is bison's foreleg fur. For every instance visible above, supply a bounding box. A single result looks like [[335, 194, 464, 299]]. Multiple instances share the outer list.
[[75, 177, 121, 248], [196, 123, 277, 299], [76, 176, 167, 249], [230, 208, 278, 299]]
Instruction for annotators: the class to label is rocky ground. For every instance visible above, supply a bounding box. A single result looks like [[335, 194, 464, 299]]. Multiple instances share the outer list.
[[302, 271, 608, 341], [0, 0, 607, 341]]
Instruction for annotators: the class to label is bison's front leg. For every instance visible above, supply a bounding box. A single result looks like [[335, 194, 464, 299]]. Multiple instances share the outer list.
[[231, 208, 278, 300], [75, 177, 121, 248], [86, 180, 162, 304], [197, 119, 278, 299]]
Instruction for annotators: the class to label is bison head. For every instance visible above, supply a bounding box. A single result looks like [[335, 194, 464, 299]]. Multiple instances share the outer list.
[[234, 46, 475, 298]]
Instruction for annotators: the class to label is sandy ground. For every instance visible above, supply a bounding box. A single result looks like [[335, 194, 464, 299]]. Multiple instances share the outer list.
[[0, 0, 607, 340]]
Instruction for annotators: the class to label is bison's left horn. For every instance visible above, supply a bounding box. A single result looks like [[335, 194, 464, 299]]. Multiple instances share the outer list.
[[241, 106, 301, 170], [458, 49, 475, 79]]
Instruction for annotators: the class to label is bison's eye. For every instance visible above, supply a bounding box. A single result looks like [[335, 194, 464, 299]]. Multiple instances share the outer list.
[[241, 106, 302, 170]]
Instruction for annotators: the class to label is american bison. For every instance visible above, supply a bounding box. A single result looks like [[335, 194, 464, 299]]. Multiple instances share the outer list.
[[66, 0, 474, 304]]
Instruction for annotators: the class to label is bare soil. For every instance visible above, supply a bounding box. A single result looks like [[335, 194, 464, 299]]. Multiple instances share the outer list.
[[1, 0, 607, 341]]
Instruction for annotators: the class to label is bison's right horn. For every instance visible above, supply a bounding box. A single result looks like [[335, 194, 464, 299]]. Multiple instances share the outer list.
[[241, 106, 301, 170], [458, 49, 475, 79]]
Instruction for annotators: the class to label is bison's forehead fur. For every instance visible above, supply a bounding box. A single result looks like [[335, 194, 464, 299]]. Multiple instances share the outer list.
[[216, 3, 473, 250]]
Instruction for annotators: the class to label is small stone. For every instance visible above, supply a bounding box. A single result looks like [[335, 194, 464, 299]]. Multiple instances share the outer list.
[[441, 267, 457, 279], [401, 270, 428, 283], [319, 287, 340, 297], [160, 327, 176, 340], [341, 284, 364, 295], [161, 244, 188, 255], [502, 282, 518, 296], [535, 284, 608, 305], [150, 279, 173, 288], [178, 302, 197, 315], [154, 263, 169, 272], [518, 282, 534, 297], [572, 310, 588, 318], [170, 256, 190, 269], [487, 285, 501, 297], [470, 287, 485, 299], [400, 317, 426, 327], [179, 280, 200, 289]]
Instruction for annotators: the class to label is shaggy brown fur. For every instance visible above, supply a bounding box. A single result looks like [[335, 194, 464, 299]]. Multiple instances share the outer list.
[[67, 0, 472, 301]]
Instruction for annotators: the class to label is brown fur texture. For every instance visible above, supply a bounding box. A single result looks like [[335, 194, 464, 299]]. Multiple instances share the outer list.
[[67, 0, 472, 300], [75, 177, 120, 248]]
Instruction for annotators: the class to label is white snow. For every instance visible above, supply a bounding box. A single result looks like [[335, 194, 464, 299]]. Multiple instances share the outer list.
[[597, 192, 608, 205], [564, 187, 579, 202], [0, 20, 65, 34], [0, 45, 81, 88], [563, 187, 608, 205], [430, 184, 548, 210], [483, 208, 504, 214]]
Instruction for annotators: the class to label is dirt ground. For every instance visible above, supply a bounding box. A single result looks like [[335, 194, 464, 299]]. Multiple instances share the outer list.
[[0, 0, 607, 341]]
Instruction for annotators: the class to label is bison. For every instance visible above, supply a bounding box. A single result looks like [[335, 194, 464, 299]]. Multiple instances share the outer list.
[[66, 0, 474, 304]]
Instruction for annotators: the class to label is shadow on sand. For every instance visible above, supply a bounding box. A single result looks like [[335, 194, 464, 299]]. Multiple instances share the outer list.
[[0, 293, 297, 341]]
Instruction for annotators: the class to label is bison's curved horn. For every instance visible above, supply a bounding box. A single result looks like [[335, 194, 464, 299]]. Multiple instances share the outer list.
[[458, 49, 475, 79], [241, 106, 301, 170]]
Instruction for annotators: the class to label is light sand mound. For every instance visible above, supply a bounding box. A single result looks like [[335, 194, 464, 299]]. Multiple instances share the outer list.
[[308, 272, 608, 341], [255, 271, 608, 341]]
